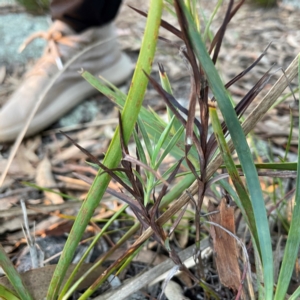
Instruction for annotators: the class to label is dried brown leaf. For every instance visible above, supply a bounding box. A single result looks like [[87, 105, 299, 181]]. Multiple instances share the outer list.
[[36, 156, 64, 204], [52, 139, 98, 164], [2, 144, 36, 177], [209, 198, 241, 291], [0, 216, 24, 234]]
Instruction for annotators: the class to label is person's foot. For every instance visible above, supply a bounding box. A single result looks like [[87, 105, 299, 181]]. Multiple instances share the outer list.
[[0, 20, 132, 142]]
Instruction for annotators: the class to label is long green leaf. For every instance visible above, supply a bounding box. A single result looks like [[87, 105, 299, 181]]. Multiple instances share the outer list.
[[47, 1, 163, 298], [219, 162, 297, 171], [203, 0, 223, 41], [0, 244, 32, 300], [151, 115, 176, 165], [289, 285, 300, 300], [209, 104, 259, 247], [155, 125, 185, 169], [0, 284, 19, 300], [158, 64, 181, 131], [137, 117, 153, 158], [22, 182, 79, 200], [59, 205, 128, 299], [133, 129, 149, 167], [177, 1, 273, 297], [275, 55, 300, 300]]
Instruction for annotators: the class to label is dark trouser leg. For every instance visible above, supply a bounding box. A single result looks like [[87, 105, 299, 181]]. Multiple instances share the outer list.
[[50, 0, 122, 32]]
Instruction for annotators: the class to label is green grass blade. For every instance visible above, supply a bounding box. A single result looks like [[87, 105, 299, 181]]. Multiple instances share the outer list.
[[155, 125, 185, 169], [160, 172, 196, 208], [0, 284, 20, 300], [151, 115, 175, 165], [157, 164, 188, 186], [274, 54, 300, 300], [159, 65, 173, 95], [271, 87, 299, 110], [0, 244, 33, 300], [158, 65, 183, 133], [219, 162, 297, 171], [78, 243, 143, 300], [115, 245, 143, 277], [158, 64, 181, 130], [203, 0, 223, 41], [22, 182, 79, 200], [289, 285, 300, 300], [163, 3, 177, 17], [178, 1, 273, 297], [59, 205, 128, 299], [47, 1, 163, 298], [209, 104, 259, 247], [148, 106, 168, 125], [81, 71, 199, 162], [133, 129, 149, 167], [191, 0, 200, 32], [137, 117, 153, 158]]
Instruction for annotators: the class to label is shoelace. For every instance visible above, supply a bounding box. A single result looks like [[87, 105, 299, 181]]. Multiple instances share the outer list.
[[18, 28, 85, 71]]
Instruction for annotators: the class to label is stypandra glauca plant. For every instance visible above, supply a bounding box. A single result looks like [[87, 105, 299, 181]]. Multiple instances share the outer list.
[[1, 0, 299, 299]]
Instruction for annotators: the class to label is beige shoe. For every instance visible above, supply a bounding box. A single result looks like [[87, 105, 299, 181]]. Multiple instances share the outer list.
[[0, 20, 132, 142]]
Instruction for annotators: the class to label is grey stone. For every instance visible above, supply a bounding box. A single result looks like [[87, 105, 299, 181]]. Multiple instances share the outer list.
[[0, 12, 48, 65]]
